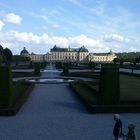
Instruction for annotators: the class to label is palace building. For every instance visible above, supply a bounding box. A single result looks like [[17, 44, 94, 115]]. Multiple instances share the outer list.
[[48, 45, 89, 62], [88, 50, 116, 62], [20, 46, 116, 63]]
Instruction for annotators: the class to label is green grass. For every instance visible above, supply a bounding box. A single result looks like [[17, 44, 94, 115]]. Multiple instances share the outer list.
[[0, 81, 34, 116], [13, 82, 31, 104], [86, 80, 99, 92], [71, 74, 140, 104], [12, 72, 33, 78], [62, 71, 100, 79], [70, 81, 98, 105], [70, 74, 140, 113], [120, 74, 140, 101]]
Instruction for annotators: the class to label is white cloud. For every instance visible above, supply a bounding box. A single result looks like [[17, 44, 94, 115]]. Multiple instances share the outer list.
[[68, 0, 82, 7], [5, 13, 22, 25], [0, 20, 4, 30], [68, 34, 103, 48], [41, 15, 48, 21], [52, 23, 60, 29], [14, 32, 41, 44], [51, 36, 69, 47], [104, 34, 129, 43], [0, 31, 140, 54]]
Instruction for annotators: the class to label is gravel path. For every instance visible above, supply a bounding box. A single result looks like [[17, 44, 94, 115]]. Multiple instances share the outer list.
[[0, 83, 139, 140]]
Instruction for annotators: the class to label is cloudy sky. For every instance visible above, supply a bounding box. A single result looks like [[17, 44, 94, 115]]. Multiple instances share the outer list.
[[0, 0, 140, 54]]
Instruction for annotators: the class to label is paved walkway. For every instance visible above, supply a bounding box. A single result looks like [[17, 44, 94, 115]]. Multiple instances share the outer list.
[[0, 65, 139, 139], [120, 68, 140, 74], [0, 83, 140, 140]]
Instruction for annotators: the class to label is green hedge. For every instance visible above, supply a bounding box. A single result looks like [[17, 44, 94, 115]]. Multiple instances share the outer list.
[[0, 81, 34, 116], [61, 71, 100, 79], [98, 64, 120, 105], [0, 66, 13, 108], [70, 81, 98, 105], [33, 62, 40, 76], [40, 61, 47, 69], [62, 63, 69, 74]]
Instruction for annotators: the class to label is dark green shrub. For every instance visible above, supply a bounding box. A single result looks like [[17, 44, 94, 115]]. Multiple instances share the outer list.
[[55, 62, 63, 69], [33, 62, 40, 76], [3, 48, 13, 65], [70, 81, 98, 110], [29, 61, 33, 68], [98, 63, 120, 105], [40, 61, 47, 69], [88, 61, 95, 69], [0, 66, 13, 108], [62, 63, 69, 74]]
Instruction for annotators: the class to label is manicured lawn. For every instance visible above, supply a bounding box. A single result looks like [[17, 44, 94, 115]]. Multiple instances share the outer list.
[[70, 73, 140, 113], [120, 74, 140, 101], [70, 74, 140, 105]]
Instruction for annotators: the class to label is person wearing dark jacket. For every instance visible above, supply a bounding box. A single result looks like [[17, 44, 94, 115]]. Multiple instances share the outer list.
[[113, 114, 122, 140]]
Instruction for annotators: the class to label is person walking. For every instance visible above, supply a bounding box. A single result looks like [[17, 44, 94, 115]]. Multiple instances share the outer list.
[[124, 123, 137, 140], [113, 114, 123, 140]]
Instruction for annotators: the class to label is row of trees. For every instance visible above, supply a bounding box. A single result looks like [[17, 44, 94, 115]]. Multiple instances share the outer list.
[[12, 55, 30, 66], [113, 52, 140, 67], [115, 52, 140, 63], [116, 52, 140, 62]]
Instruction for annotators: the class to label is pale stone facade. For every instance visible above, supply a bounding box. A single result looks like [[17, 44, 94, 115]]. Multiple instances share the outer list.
[[20, 46, 116, 63], [29, 54, 45, 62], [88, 50, 117, 62], [49, 46, 89, 62]]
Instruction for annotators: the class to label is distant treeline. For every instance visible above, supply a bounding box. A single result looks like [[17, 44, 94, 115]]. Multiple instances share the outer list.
[[115, 52, 140, 63]]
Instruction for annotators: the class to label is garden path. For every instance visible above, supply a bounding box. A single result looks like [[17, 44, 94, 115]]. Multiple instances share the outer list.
[[0, 83, 140, 139], [0, 64, 139, 140]]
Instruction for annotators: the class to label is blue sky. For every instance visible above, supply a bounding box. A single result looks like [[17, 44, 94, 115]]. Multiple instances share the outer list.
[[0, 0, 140, 54]]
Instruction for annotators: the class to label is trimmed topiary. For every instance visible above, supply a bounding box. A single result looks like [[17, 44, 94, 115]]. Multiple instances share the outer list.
[[55, 62, 63, 69], [0, 66, 13, 108], [62, 63, 69, 75], [98, 63, 120, 105], [40, 61, 47, 69], [33, 62, 40, 76]]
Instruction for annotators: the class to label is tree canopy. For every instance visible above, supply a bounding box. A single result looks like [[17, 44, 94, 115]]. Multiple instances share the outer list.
[[116, 52, 140, 62], [3, 48, 13, 65], [0, 45, 13, 65]]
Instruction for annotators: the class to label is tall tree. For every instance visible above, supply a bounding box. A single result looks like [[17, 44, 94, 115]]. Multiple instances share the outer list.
[[3, 48, 13, 65], [0, 45, 4, 55], [0, 45, 4, 65]]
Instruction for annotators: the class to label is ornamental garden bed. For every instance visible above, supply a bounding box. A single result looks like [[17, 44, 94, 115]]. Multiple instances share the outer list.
[[69, 80, 98, 112], [61, 71, 100, 79], [0, 81, 34, 116], [70, 74, 140, 113], [12, 71, 33, 78]]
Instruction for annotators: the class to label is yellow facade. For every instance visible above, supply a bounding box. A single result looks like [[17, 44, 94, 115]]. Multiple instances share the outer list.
[[88, 53, 116, 62], [20, 46, 116, 62]]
